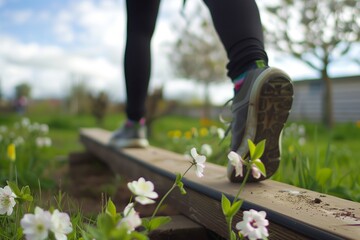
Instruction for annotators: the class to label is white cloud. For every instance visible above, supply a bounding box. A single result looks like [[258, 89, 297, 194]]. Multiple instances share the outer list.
[[8, 9, 33, 24]]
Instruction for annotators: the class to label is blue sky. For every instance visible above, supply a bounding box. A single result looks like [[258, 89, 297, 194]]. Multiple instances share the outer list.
[[0, 0, 359, 104]]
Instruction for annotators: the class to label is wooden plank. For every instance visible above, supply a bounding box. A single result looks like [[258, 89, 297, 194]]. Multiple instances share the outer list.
[[148, 215, 209, 240], [80, 128, 360, 240]]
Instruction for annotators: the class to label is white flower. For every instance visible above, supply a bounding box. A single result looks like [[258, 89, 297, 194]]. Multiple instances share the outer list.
[[0, 185, 17, 216], [123, 203, 136, 217], [217, 128, 225, 139], [298, 125, 306, 136], [51, 209, 73, 240], [40, 124, 49, 134], [298, 137, 306, 146], [29, 122, 40, 132], [251, 159, 265, 179], [227, 151, 244, 177], [21, 207, 52, 240], [236, 209, 269, 240], [36, 137, 52, 147], [190, 147, 206, 178], [14, 136, 24, 146], [118, 203, 141, 232], [0, 126, 7, 133], [127, 177, 158, 205], [251, 165, 262, 179], [200, 144, 213, 157], [21, 118, 31, 127]]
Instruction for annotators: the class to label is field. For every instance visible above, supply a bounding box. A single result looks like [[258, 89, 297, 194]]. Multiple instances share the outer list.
[[1, 110, 359, 202]]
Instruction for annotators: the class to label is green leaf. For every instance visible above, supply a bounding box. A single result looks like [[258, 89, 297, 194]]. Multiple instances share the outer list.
[[6, 181, 22, 197], [221, 194, 231, 216], [130, 231, 149, 240], [97, 213, 115, 235], [21, 194, 33, 202], [247, 139, 256, 159], [148, 216, 172, 231], [176, 181, 187, 195], [316, 168, 332, 186], [253, 159, 267, 177], [228, 199, 243, 218], [175, 173, 182, 183], [230, 230, 237, 240], [248, 139, 266, 160], [20, 186, 31, 195], [106, 198, 117, 219], [109, 226, 131, 240], [253, 139, 266, 160]]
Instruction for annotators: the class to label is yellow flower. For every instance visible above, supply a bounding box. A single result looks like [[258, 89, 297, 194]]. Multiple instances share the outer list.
[[288, 145, 295, 154], [168, 130, 182, 139], [173, 130, 182, 138], [199, 127, 209, 137], [356, 120, 360, 128], [184, 131, 192, 140], [7, 144, 16, 162]]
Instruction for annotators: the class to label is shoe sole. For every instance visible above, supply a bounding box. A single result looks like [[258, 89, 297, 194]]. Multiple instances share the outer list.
[[228, 68, 293, 182], [109, 138, 149, 148]]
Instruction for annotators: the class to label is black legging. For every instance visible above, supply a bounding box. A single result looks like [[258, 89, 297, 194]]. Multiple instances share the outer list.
[[125, 0, 268, 121]]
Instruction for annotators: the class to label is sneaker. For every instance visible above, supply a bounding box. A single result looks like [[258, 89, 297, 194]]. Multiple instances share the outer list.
[[108, 120, 149, 148], [227, 67, 293, 182]]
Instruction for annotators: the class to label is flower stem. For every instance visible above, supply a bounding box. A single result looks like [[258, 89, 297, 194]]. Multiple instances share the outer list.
[[150, 164, 193, 220], [227, 163, 252, 239], [150, 183, 176, 220], [233, 164, 252, 204]]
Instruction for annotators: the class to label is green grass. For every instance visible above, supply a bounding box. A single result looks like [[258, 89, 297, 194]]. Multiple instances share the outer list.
[[272, 122, 360, 201], [1, 110, 359, 202]]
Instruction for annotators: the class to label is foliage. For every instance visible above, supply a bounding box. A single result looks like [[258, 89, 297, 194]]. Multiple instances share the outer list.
[[65, 77, 92, 115], [272, 122, 360, 202], [0, 145, 227, 240], [89, 91, 109, 126], [0, 118, 54, 188], [15, 83, 31, 99]]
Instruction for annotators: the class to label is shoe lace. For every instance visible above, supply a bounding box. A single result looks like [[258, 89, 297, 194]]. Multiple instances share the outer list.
[[219, 98, 233, 145]]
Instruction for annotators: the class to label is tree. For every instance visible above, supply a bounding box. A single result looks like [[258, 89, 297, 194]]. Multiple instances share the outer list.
[[168, 4, 227, 118], [264, 0, 360, 128], [90, 91, 109, 126], [15, 82, 31, 99], [66, 75, 92, 114]]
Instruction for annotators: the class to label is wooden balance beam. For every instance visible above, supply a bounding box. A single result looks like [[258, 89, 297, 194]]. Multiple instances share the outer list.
[[80, 128, 360, 240]]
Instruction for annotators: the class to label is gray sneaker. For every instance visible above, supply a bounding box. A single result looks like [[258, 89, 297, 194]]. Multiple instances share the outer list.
[[227, 67, 293, 182], [108, 121, 149, 148]]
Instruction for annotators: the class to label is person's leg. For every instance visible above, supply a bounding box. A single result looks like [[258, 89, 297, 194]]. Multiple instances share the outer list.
[[204, 0, 294, 181], [203, 0, 267, 80], [109, 0, 161, 148], [125, 0, 161, 121]]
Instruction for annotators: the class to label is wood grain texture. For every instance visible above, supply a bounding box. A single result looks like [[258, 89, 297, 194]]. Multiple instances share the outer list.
[[80, 128, 360, 240]]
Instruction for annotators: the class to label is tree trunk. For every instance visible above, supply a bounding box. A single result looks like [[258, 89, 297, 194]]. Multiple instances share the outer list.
[[321, 68, 334, 128]]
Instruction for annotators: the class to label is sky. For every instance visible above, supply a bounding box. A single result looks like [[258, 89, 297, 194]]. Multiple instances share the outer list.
[[0, 0, 359, 105]]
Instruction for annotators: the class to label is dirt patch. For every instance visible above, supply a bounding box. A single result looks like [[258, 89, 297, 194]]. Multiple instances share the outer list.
[[275, 189, 360, 223], [48, 152, 178, 218]]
